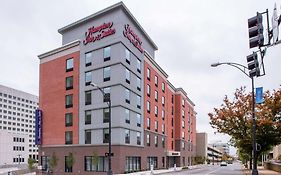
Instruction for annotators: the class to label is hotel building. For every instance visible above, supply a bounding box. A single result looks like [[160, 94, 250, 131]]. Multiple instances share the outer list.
[[38, 2, 196, 174], [0, 84, 38, 165]]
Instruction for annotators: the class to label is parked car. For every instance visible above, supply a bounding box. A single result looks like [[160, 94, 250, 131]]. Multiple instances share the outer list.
[[220, 161, 227, 166]]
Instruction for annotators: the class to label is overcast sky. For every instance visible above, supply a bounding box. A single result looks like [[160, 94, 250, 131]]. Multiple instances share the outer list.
[[1, 0, 280, 155]]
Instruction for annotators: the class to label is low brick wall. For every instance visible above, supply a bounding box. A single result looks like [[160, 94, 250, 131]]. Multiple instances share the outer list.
[[264, 162, 281, 173]]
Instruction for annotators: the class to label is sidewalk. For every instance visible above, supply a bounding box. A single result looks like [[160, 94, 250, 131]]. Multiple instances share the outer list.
[[244, 166, 281, 175], [116, 164, 207, 175]]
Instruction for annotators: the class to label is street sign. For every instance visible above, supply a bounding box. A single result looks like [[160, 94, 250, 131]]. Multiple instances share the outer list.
[[105, 153, 114, 157], [256, 87, 263, 104]]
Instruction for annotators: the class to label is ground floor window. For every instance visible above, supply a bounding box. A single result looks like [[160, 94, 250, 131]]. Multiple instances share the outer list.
[[84, 156, 108, 172], [41, 156, 49, 171], [125, 156, 141, 172], [65, 155, 74, 172], [147, 157, 157, 169]]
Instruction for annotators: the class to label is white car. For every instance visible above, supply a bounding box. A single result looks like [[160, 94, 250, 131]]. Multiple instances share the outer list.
[[220, 161, 227, 166]]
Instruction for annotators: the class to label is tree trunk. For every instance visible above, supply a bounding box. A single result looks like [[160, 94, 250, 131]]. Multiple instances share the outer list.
[[250, 157, 252, 170]]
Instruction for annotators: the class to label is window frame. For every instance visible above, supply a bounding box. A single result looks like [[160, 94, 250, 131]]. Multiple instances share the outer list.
[[66, 58, 74, 72], [65, 94, 73, 108], [85, 110, 91, 125], [103, 46, 111, 61], [66, 76, 73, 90], [85, 71, 92, 86], [103, 67, 111, 82], [65, 113, 73, 127], [85, 91, 92, 105], [85, 52, 92, 67]]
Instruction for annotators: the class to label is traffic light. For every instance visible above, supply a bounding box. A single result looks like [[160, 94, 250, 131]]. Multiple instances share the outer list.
[[247, 52, 260, 77], [248, 13, 264, 48]]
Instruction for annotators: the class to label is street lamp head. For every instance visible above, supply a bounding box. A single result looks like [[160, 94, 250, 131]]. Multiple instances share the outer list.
[[211, 62, 221, 67], [90, 82, 98, 87]]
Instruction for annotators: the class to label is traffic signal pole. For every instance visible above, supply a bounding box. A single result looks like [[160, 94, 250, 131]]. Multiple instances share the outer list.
[[251, 76, 258, 175]]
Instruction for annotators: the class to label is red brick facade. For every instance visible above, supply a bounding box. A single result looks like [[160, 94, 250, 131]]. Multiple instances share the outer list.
[[39, 50, 80, 145]]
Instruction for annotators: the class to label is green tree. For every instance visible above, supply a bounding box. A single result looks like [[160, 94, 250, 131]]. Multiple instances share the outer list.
[[28, 158, 36, 170], [209, 87, 281, 160], [65, 152, 75, 172], [92, 151, 99, 167], [49, 152, 59, 172]]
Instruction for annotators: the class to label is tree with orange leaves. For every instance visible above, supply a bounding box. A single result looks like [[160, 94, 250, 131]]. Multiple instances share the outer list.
[[208, 87, 281, 160]]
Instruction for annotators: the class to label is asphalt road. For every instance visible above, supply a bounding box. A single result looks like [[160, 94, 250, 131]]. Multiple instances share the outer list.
[[163, 163, 244, 175]]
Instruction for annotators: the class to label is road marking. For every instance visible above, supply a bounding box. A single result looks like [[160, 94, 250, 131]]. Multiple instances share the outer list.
[[204, 167, 220, 175]]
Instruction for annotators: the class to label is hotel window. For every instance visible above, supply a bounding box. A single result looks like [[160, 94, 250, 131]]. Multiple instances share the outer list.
[[65, 131, 73, 144], [147, 101, 150, 113], [103, 128, 109, 143], [155, 121, 158, 132], [162, 137, 165, 148], [154, 106, 158, 117], [154, 75, 158, 87], [146, 134, 150, 146], [85, 71, 92, 86], [172, 106, 174, 115], [66, 76, 73, 90], [65, 94, 73, 108], [147, 84, 151, 97], [85, 130, 91, 144], [125, 69, 130, 84], [182, 120, 185, 128], [171, 129, 174, 138], [182, 109, 185, 118], [137, 59, 141, 73], [85, 52, 92, 67], [182, 99, 185, 107], [103, 108, 110, 123], [103, 67, 111, 82], [155, 90, 158, 102], [147, 68, 150, 80], [66, 58, 73, 72], [147, 118, 150, 130], [171, 95, 174, 103], [84, 156, 108, 172], [137, 114, 141, 127], [137, 132, 141, 145], [103, 46, 111, 61], [85, 91, 91, 105], [65, 113, 73, 127], [125, 129, 130, 144], [103, 87, 110, 102], [125, 49, 130, 64], [161, 110, 165, 120], [137, 77, 141, 91], [162, 82, 165, 92], [85, 110, 91, 125], [182, 131, 185, 139], [154, 135, 158, 147], [125, 89, 130, 104], [125, 109, 130, 124], [147, 157, 158, 169], [161, 97, 165, 108], [137, 95, 141, 109], [182, 141, 185, 150]]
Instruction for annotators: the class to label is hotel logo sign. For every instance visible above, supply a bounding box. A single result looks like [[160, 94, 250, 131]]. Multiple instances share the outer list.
[[35, 109, 42, 145], [83, 22, 116, 45], [123, 24, 144, 53]]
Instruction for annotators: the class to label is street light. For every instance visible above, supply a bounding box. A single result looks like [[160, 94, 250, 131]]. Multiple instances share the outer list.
[[90, 82, 112, 175], [211, 62, 258, 175]]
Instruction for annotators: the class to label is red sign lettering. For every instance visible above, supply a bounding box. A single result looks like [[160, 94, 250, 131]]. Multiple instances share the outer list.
[[123, 24, 144, 53], [83, 22, 116, 45]]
